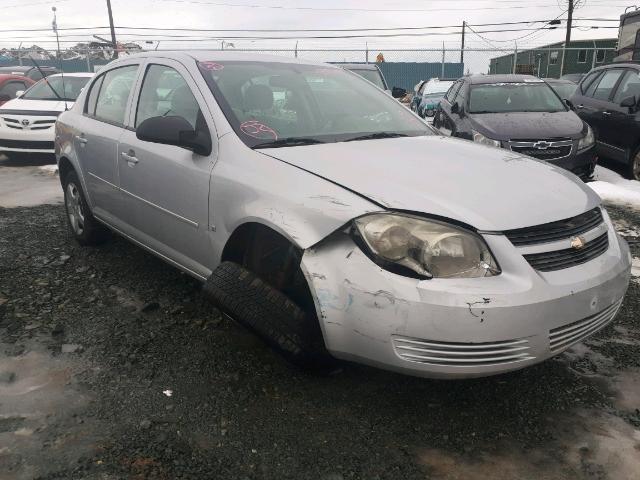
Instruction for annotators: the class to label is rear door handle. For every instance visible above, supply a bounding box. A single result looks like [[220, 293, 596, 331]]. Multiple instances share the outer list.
[[121, 151, 139, 165], [75, 134, 88, 145]]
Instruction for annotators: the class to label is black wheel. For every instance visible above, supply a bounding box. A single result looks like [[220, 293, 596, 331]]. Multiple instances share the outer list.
[[627, 148, 640, 181], [204, 261, 336, 372], [63, 170, 109, 245]]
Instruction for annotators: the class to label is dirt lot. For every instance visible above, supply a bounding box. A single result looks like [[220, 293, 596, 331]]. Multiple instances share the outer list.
[[1, 157, 640, 480]]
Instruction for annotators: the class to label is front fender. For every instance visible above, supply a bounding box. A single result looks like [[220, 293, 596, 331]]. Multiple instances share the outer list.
[[209, 134, 381, 263]]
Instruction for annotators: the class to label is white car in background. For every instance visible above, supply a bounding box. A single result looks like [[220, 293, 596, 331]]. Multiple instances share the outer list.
[[0, 72, 93, 157]]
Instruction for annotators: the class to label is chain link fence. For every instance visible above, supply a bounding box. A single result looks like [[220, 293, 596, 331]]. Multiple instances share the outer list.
[[0, 46, 618, 90]]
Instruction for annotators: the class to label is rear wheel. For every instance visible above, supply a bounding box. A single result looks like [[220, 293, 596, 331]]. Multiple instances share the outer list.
[[63, 170, 109, 245]]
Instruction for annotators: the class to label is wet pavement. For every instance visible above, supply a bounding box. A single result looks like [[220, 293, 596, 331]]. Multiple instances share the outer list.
[[0, 158, 639, 479]]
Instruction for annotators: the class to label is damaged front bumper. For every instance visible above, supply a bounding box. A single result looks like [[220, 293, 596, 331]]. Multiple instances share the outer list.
[[301, 225, 631, 379]]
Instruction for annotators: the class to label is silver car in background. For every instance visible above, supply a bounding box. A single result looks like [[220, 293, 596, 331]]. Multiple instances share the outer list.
[[55, 52, 631, 378]]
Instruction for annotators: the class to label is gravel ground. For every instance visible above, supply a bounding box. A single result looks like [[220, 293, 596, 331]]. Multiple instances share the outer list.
[[1, 197, 639, 478]]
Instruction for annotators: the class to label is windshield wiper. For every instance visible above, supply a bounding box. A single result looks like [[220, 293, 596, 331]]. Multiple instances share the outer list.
[[251, 137, 326, 149], [342, 132, 409, 142], [29, 58, 64, 104]]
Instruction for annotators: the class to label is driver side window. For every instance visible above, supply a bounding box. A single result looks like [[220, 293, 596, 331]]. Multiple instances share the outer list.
[[136, 64, 201, 129]]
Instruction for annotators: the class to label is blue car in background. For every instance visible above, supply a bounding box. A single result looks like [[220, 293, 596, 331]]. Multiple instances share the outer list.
[[416, 79, 456, 118]]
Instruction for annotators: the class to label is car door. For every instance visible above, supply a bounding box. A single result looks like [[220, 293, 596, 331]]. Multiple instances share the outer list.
[[116, 59, 217, 276], [437, 80, 462, 135], [77, 63, 140, 220], [575, 68, 626, 161], [606, 68, 640, 161]]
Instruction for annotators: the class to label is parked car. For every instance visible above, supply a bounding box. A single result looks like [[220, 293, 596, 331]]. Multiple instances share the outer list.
[[434, 74, 597, 180], [416, 79, 456, 118], [570, 62, 640, 180], [560, 73, 585, 83], [0, 74, 35, 105], [55, 52, 630, 379], [339, 63, 388, 91], [0, 65, 60, 81], [544, 78, 578, 100], [0, 72, 93, 157]]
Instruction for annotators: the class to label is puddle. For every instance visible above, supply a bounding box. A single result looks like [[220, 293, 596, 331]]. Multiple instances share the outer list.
[[0, 340, 103, 480]]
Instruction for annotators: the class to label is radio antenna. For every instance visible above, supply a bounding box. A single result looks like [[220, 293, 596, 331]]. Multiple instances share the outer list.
[[52, 7, 68, 111]]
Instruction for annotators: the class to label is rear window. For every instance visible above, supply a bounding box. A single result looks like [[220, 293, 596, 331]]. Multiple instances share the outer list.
[[468, 82, 566, 114]]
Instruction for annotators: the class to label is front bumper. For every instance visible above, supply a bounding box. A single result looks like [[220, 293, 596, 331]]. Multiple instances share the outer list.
[[0, 114, 57, 153], [548, 146, 597, 181], [301, 220, 630, 379]]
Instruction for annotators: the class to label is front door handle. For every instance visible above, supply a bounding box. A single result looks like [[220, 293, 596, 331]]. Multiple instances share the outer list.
[[576, 104, 584, 109], [602, 111, 611, 116], [121, 151, 139, 166], [75, 134, 88, 145]]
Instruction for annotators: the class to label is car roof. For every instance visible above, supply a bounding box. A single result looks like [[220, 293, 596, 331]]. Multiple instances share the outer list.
[[0, 73, 34, 82], [45, 72, 95, 78], [542, 78, 575, 84], [118, 50, 339, 68], [591, 62, 640, 71], [0, 65, 58, 72], [465, 74, 544, 85]]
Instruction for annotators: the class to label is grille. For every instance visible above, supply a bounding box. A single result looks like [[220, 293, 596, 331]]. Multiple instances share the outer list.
[[549, 299, 623, 352], [511, 145, 571, 160], [504, 208, 603, 246], [2, 117, 55, 130], [509, 138, 573, 161], [0, 139, 54, 149], [392, 336, 534, 367], [523, 232, 609, 272]]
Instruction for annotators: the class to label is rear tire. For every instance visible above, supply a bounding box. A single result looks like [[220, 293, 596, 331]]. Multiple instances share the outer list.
[[62, 170, 109, 245], [204, 261, 337, 372]]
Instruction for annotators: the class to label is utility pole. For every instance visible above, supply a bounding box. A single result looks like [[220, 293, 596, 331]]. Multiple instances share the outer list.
[[460, 21, 466, 64], [561, 0, 574, 76], [106, 0, 118, 58]]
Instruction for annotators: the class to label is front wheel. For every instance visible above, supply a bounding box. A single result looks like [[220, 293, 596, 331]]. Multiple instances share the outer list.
[[628, 148, 640, 181], [63, 170, 109, 245]]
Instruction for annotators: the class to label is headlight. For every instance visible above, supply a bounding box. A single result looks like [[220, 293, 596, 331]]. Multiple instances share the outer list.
[[472, 130, 501, 148], [578, 124, 595, 151], [353, 213, 500, 279]]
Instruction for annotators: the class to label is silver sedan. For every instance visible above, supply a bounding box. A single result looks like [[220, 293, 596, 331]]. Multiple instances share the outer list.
[[55, 51, 631, 378]]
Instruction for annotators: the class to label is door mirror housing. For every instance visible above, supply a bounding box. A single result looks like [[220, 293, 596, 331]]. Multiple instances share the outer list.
[[136, 115, 212, 156], [564, 99, 574, 110], [620, 95, 637, 109], [450, 102, 460, 114], [391, 86, 407, 98], [14, 90, 24, 98]]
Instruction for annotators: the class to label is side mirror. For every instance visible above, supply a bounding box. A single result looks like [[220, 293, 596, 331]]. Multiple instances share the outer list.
[[620, 96, 636, 109], [15, 90, 24, 98], [0, 94, 11, 103], [451, 102, 460, 114], [564, 99, 574, 110], [136, 116, 212, 156], [391, 86, 407, 98]]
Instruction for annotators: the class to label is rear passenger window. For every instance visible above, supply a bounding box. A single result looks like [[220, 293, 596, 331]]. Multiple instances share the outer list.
[[613, 70, 640, 104], [591, 70, 624, 101], [94, 65, 138, 125], [85, 75, 105, 116]]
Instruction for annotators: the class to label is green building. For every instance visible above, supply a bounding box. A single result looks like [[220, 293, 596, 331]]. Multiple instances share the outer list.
[[489, 38, 617, 78]]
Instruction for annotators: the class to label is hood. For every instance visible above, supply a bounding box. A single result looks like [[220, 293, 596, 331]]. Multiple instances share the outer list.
[[0, 97, 73, 113], [259, 135, 600, 232], [468, 111, 585, 141]]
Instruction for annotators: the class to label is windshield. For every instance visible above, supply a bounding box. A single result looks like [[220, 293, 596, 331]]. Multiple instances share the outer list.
[[22, 76, 90, 101], [548, 82, 577, 100], [198, 61, 430, 148], [348, 68, 386, 90], [468, 82, 566, 114], [423, 82, 453, 96]]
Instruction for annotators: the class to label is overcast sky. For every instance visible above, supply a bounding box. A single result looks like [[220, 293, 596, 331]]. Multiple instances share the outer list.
[[0, 0, 628, 54]]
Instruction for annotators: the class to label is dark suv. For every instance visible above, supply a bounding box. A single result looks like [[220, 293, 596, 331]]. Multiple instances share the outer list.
[[434, 74, 597, 180], [570, 62, 640, 180]]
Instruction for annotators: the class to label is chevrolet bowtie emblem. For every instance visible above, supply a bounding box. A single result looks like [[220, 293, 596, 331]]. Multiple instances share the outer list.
[[533, 141, 551, 150], [570, 236, 585, 250]]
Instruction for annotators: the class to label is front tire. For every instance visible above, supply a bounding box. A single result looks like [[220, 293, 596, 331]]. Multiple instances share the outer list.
[[628, 148, 640, 181], [63, 170, 109, 245]]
